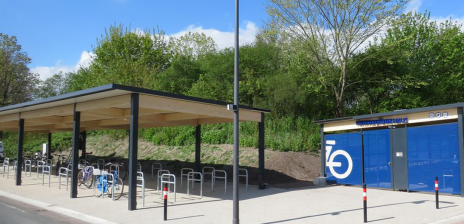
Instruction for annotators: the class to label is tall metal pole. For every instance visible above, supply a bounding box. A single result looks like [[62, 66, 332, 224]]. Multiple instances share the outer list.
[[233, 0, 240, 223]]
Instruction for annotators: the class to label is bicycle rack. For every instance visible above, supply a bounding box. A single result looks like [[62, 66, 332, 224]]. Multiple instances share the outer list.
[[137, 162, 142, 172], [37, 160, 45, 178], [187, 172, 203, 198], [93, 169, 115, 200], [151, 162, 162, 179], [13, 160, 17, 180], [78, 159, 87, 170], [212, 170, 227, 194], [2, 158, 9, 178], [181, 168, 194, 189], [157, 170, 170, 191], [24, 160, 32, 177], [42, 165, 51, 187], [97, 159, 105, 171], [109, 164, 119, 174], [160, 174, 176, 202], [202, 166, 215, 189], [239, 168, 249, 191], [59, 166, 71, 190], [137, 171, 145, 206]]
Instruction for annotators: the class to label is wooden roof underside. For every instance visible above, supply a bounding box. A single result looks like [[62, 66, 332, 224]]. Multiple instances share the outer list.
[[0, 93, 263, 133]]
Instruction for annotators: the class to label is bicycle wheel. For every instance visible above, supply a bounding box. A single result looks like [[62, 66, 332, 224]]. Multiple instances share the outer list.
[[119, 165, 127, 181], [110, 177, 124, 200], [77, 170, 85, 186], [84, 172, 94, 189]]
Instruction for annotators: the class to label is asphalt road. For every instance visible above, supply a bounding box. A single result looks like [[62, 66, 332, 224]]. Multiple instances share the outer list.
[[0, 196, 89, 224]]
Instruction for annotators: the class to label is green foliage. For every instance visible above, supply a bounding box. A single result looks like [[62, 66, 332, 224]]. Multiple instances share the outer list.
[[0, 33, 40, 106]]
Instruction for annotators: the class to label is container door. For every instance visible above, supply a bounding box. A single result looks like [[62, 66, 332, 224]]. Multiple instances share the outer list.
[[363, 129, 391, 188], [391, 127, 408, 190]]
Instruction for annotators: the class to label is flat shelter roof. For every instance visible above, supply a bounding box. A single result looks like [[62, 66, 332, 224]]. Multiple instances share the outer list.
[[0, 84, 270, 133]]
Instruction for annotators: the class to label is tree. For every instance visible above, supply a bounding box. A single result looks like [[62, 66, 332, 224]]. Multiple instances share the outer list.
[[266, 0, 408, 117], [0, 33, 39, 106], [36, 72, 69, 99], [67, 25, 172, 91]]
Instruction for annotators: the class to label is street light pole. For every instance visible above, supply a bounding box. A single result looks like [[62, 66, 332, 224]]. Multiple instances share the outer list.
[[233, 0, 240, 223]]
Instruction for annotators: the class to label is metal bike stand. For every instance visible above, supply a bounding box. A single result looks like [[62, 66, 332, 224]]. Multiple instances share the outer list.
[[239, 168, 249, 191], [151, 162, 162, 179], [2, 158, 9, 178], [137, 171, 145, 206], [109, 164, 119, 174], [25, 160, 32, 177], [212, 170, 227, 194], [78, 159, 87, 170], [157, 170, 170, 191], [42, 165, 51, 187], [202, 166, 215, 191], [37, 160, 45, 178], [160, 174, 176, 202], [181, 168, 194, 189], [58, 166, 70, 190], [93, 168, 101, 196], [187, 172, 203, 198], [97, 159, 105, 171], [137, 162, 142, 172], [13, 160, 17, 180], [105, 172, 115, 201]]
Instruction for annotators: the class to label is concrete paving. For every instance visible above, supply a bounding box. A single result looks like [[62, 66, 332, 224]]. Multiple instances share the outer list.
[[1, 168, 464, 224]]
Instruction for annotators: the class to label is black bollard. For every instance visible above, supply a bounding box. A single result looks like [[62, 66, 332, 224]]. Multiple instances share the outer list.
[[435, 177, 439, 209], [363, 183, 367, 223], [164, 183, 168, 221]]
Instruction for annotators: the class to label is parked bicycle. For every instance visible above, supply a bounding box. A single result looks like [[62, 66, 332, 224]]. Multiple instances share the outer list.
[[95, 163, 124, 200], [77, 162, 94, 189]]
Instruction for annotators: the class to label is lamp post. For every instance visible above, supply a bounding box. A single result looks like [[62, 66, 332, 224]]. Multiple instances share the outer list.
[[233, 0, 240, 223]]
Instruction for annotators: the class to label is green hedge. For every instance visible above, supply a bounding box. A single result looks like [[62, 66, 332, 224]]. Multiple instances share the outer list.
[[1, 115, 321, 157]]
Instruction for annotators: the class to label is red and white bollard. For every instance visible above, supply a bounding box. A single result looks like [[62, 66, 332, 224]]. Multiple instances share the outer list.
[[164, 183, 168, 221], [363, 183, 367, 223], [435, 177, 439, 209]]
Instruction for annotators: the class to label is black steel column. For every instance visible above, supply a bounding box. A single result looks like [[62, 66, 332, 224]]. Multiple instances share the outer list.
[[0, 131, 3, 140], [457, 107, 464, 197], [195, 125, 201, 172], [128, 93, 139, 211], [47, 133, 52, 160], [320, 124, 326, 177], [70, 109, 80, 198], [16, 119, 24, 186], [233, 0, 240, 223], [258, 113, 265, 189], [81, 131, 87, 158]]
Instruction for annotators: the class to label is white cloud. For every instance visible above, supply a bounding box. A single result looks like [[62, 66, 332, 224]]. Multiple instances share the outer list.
[[170, 21, 259, 49], [430, 16, 464, 28], [405, 0, 422, 13], [31, 51, 95, 81]]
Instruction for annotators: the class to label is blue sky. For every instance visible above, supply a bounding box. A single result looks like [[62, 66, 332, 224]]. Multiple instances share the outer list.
[[1, 0, 463, 80]]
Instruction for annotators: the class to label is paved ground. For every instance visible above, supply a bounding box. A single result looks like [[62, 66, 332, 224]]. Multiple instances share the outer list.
[[0, 195, 89, 224], [1, 169, 464, 224]]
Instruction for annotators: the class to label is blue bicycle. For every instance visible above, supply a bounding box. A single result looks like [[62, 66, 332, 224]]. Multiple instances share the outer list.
[[96, 164, 124, 200]]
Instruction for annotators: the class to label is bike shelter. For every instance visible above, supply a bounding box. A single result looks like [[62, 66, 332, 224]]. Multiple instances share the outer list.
[[0, 84, 269, 210]]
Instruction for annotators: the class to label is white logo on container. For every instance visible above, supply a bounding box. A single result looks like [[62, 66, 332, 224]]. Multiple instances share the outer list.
[[326, 140, 353, 179]]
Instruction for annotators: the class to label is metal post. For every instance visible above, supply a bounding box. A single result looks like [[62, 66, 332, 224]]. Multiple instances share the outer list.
[[0, 131, 3, 140], [164, 183, 168, 221], [195, 125, 201, 172], [435, 177, 439, 209], [361, 130, 367, 223], [233, 0, 240, 223], [129, 93, 139, 211], [16, 119, 24, 186], [457, 107, 464, 197], [320, 124, 326, 177], [47, 133, 52, 160], [258, 113, 265, 189], [71, 109, 80, 198]]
